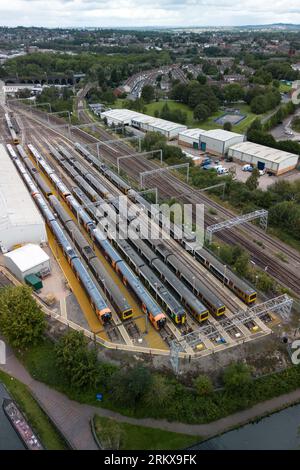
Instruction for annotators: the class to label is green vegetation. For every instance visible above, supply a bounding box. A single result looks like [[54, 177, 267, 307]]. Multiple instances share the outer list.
[[1, 293, 300, 426], [93, 416, 199, 450], [0, 370, 68, 450], [0, 286, 46, 349], [18, 335, 300, 425], [36, 86, 74, 113], [0, 50, 172, 86], [291, 116, 300, 133]]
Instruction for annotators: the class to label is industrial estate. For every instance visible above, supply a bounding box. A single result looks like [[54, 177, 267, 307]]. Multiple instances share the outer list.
[[1, 20, 300, 452]]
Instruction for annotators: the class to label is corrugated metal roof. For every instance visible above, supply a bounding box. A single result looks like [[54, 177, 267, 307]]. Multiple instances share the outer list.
[[229, 141, 299, 164], [179, 128, 205, 139], [202, 129, 244, 141], [101, 109, 187, 133], [4, 243, 49, 273], [0, 144, 44, 234]]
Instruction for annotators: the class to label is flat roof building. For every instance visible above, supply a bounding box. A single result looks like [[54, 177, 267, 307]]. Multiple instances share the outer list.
[[0, 144, 47, 252], [199, 129, 245, 156], [178, 128, 205, 149], [101, 109, 187, 140], [4, 243, 50, 281], [228, 141, 299, 175]]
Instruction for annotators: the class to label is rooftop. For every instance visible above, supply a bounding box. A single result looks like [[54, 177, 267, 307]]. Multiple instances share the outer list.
[[102, 109, 187, 132], [4, 243, 49, 273], [0, 144, 44, 236], [179, 128, 206, 138], [229, 141, 299, 164], [202, 129, 244, 141]]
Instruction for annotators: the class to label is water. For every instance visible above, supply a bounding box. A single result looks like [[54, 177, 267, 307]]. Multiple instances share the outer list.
[[192, 403, 300, 450], [0, 383, 25, 450]]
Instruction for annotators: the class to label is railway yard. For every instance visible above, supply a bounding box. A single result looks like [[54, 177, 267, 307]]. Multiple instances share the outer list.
[[0, 97, 298, 368]]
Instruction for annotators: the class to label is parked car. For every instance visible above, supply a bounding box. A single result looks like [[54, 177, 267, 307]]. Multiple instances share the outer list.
[[258, 169, 266, 176], [242, 164, 253, 172], [217, 167, 229, 175]]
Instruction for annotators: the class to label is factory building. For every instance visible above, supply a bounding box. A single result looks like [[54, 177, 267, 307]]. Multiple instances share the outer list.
[[199, 129, 245, 156], [4, 244, 50, 282], [101, 109, 187, 140], [228, 141, 299, 175], [178, 129, 205, 149], [0, 144, 47, 252]]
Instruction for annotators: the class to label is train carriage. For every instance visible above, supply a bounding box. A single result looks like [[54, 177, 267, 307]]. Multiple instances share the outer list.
[[195, 248, 257, 305]]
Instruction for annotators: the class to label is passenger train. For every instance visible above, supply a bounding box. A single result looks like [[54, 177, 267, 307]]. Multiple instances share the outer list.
[[6, 144, 112, 325], [25, 144, 167, 331]]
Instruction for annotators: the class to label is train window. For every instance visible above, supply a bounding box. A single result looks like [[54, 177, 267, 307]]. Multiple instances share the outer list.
[[250, 293, 257, 300], [200, 312, 209, 321], [217, 306, 226, 315]]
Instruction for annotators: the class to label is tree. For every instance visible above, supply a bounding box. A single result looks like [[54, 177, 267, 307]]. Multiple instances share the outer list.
[[197, 74, 207, 85], [223, 84, 244, 103], [194, 375, 213, 397], [0, 286, 46, 349], [110, 365, 153, 407], [55, 330, 99, 389], [142, 131, 167, 152], [246, 168, 260, 191], [223, 362, 252, 393], [143, 375, 172, 407], [141, 84, 155, 103], [194, 103, 210, 122], [223, 121, 232, 131]]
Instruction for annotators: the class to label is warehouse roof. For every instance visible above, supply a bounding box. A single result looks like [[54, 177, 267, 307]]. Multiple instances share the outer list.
[[229, 141, 299, 164], [201, 129, 244, 141], [101, 109, 187, 132], [101, 108, 142, 124], [0, 144, 44, 237], [4, 244, 49, 273], [179, 128, 206, 139]]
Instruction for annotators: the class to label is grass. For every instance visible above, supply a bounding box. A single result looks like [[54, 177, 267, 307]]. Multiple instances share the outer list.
[[268, 227, 300, 254], [93, 415, 200, 450], [0, 369, 68, 450], [279, 83, 292, 93], [145, 100, 266, 134]]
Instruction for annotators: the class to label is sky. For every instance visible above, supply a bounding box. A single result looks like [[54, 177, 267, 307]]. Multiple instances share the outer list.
[[0, 0, 300, 28]]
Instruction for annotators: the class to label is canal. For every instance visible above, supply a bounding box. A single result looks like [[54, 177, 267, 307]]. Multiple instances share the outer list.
[[0, 383, 25, 450], [191, 403, 300, 450]]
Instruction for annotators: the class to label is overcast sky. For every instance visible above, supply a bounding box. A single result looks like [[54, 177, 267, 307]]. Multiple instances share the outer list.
[[0, 0, 300, 28]]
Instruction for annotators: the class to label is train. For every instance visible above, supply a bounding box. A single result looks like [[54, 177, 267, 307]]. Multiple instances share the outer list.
[[25, 144, 168, 331], [47, 194, 133, 321], [5, 113, 20, 144], [73, 143, 257, 305], [51, 142, 234, 320], [6, 144, 112, 325], [45, 144, 203, 325], [46, 146, 190, 325]]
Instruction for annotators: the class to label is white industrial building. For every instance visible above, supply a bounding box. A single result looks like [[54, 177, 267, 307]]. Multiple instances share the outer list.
[[199, 129, 245, 156], [178, 129, 205, 149], [0, 144, 47, 252], [4, 244, 50, 281], [101, 109, 187, 140], [228, 141, 299, 175]]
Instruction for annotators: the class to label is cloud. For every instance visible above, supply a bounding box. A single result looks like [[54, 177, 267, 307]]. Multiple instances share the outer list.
[[0, 0, 300, 27]]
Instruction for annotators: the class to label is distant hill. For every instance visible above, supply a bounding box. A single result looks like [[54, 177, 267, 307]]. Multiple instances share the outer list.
[[235, 23, 300, 30]]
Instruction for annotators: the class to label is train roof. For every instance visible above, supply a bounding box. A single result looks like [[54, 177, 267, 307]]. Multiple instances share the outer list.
[[152, 258, 208, 314], [197, 248, 256, 295], [167, 254, 225, 309]]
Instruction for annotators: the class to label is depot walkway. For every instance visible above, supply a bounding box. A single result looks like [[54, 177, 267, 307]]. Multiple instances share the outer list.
[[1, 345, 300, 449]]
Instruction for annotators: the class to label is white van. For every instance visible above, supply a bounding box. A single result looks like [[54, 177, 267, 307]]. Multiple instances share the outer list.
[[217, 167, 229, 175]]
